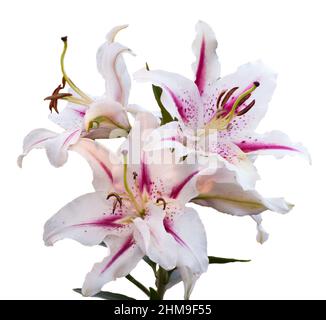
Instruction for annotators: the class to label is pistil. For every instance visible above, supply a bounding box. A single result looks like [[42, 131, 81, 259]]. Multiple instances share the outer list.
[[60, 37, 93, 105], [122, 151, 144, 216]]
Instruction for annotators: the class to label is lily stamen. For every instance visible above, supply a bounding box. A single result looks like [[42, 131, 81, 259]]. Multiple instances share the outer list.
[[156, 198, 167, 210], [44, 78, 72, 113], [106, 192, 123, 213]]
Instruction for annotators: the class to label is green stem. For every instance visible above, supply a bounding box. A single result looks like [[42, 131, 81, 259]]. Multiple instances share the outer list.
[[155, 267, 169, 300], [125, 274, 150, 298]]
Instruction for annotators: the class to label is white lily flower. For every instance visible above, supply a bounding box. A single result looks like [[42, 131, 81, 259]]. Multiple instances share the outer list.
[[18, 25, 132, 168], [43, 122, 208, 297], [134, 21, 310, 190]]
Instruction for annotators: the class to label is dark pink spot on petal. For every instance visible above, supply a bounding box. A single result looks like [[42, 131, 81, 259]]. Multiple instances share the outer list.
[[101, 236, 134, 274], [194, 37, 206, 95], [161, 136, 181, 143], [237, 142, 298, 153], [169, 170, 199, 199], [71, 109, 86, 117]]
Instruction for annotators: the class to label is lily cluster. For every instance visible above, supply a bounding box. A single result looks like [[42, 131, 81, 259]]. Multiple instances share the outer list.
[[19, 22, 309, 300]]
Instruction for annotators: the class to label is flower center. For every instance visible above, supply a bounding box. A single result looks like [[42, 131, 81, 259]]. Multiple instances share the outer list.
[[204, 81, 260, 132]]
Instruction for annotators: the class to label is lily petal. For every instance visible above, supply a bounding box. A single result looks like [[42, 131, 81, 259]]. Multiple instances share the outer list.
[[18, 128, 81, 168], [203, 134, 259, 190], [235, 130, 311, 163], [71, 138, 119, 192], [211, 60, 277, 135], [17, 128, 58, 167], [251, 214, 269, 244], [45, 128, 81, 167], [133, 205, 177, 270], [134, 68, 203, 129], [43, 192, 128, 246], [82, 235, 143, 296], [164, 207, 208, 299], [49, 101, 87, 131], [194, 167, 293, 216], [192, 20, 220, 95], [84, 99, 130, 138], [97, 27, 133, 106]]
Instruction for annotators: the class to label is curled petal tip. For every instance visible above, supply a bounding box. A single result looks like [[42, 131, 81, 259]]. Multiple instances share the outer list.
[[106, 24, 129, 43]]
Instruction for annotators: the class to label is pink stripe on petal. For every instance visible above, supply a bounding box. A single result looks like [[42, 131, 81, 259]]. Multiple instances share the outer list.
[[169, 170, 199, 199], [87, 150, 114, 183], [63, 129, 80, 147], [237, 142, 298, 153], [164, 86, 189, 124], [194, 38, 206, 95], [72, 109, 86, 117], [139, 157, 151, 194], [76, 215, 123, 229], [164, 218, 187, 247], [101, 236, 134, 274], [30, 137, 52, 148]]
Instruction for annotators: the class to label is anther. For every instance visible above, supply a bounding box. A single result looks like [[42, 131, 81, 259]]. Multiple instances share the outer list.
[[236, 93, 251, 108], [221, 87, 239, 107], [156, 198, 167, 210], [45, 78, 72, 113], [216, 90, 227, 110], [236, 99, 256, 116], [106, 192, 122, 212]]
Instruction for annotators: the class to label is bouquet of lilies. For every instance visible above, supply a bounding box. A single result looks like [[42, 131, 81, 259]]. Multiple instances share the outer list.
[[18, 22, 309, 300]]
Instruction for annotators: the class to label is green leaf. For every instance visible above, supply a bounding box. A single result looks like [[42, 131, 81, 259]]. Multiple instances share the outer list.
[[149, 287, 160, 300], [208, 256, 251, 264], [146, 63, 174, 126], [73, 288, 136, 300]]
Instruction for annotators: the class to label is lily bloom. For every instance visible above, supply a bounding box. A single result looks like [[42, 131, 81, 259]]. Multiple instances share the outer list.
[[43, 114, 207, 298], [134, 21, 309, 189], [18, 25, 132, 168]]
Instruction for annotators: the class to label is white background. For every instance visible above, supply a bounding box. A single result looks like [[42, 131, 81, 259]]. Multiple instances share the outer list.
[[0, 0, 323, 299]]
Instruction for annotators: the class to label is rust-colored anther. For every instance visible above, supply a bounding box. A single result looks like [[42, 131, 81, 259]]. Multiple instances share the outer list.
[[156, 197, 167, 210], [44, 78, 72, 113], [106, 192, 122, 213]]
